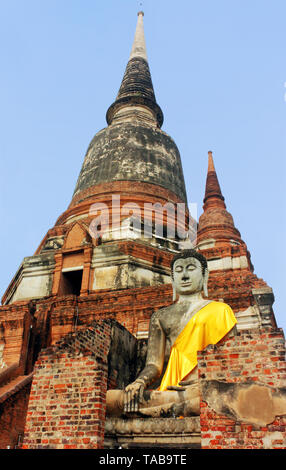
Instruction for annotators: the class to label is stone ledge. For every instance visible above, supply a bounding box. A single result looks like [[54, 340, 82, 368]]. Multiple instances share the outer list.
[[0, 373, 33, 404], [104, 417, 201, 449], [105, 416, 200, 435]]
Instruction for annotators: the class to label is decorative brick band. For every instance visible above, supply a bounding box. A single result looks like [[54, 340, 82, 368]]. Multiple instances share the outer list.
[[58, 180, 189, 226]]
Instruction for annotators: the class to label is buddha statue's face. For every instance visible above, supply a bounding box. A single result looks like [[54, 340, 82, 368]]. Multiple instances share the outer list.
[[172, 257, 204, 297]]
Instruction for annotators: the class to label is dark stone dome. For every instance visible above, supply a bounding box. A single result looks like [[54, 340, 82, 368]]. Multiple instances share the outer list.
[[73, 122, 187, 204], [72, 13, 187, 206]]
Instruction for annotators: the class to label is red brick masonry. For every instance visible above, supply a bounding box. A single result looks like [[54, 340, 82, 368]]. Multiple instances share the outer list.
[[22, 322, 112, 449], [198, 327, 286, 449]]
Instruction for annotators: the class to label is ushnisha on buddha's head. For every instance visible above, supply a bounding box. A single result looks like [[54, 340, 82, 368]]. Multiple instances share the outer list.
[[171, 249, 209, 300]]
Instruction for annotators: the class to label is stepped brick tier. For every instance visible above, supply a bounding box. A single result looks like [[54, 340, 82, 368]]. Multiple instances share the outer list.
[[0, 12, 284, 449]]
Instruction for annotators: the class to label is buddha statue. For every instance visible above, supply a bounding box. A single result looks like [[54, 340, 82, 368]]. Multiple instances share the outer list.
[[106, 249, 237, 417]]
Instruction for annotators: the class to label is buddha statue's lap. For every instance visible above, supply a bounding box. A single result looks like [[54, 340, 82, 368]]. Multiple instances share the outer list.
[[106, 249, 237, 418]]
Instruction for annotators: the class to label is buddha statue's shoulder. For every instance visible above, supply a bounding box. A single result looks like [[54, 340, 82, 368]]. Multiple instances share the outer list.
[[208, 300, 233, 311], [151, 303, 178, 320], [202, 301, 236, 325]]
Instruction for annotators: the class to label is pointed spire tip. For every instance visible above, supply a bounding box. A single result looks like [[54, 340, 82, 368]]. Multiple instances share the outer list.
[[129, 9, 147, 61], [203, 150, 225, 205], [106, 8, 164, 128], [207, 151, 215, 172]]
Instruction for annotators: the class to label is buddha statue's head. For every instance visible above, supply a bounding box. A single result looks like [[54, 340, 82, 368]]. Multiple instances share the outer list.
[[171, 249, 209, 300]]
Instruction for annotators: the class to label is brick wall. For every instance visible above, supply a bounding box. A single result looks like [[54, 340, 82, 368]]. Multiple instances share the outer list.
[[21, 320, 136, 449], [22, 322, 112, 449], [198, 327, 286, 449], [0, 383, 31, 449], [47, 284, 173, 344], [0, 303, 33, 368]]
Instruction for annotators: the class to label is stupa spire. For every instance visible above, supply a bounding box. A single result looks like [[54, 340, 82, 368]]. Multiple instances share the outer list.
[[129, 11, 148, 61], [106, 12, 163, 127], [203, 151, 225, 210], [198, 151, 241, 242]]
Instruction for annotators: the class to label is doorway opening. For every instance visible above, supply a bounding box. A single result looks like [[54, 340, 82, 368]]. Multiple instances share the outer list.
[[60, 269, 83, 296]]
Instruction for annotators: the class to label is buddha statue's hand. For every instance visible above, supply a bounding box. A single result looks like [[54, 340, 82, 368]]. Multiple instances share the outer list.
[[124, 378, 145, 412], [178, 379, 197, 386], [167, 385, 186, 391]]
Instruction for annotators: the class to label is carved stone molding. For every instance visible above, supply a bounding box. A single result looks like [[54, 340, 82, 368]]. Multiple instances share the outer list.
[[104, 417, 201, 449]]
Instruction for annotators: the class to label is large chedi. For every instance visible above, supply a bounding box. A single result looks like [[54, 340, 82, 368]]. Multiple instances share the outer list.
[[0, 12, 284, 451], [73, 12, 185, 204], [2, 12, 188, 310]]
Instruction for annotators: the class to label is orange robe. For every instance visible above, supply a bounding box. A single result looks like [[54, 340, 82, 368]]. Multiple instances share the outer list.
[[159, 301, 237, 391]]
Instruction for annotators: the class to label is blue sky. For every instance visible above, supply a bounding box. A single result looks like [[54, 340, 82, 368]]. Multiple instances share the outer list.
[[0, 0, 285, 332]]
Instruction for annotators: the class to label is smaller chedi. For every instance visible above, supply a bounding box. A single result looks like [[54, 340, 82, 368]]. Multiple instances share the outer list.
[[107, 249, 237, 417]]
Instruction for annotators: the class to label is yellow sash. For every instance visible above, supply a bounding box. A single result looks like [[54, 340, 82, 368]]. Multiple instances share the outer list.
[[159, 301, 237, 391]]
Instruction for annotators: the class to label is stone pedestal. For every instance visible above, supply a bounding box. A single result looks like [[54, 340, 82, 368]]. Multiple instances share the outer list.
[[104, 417, 201, 449]]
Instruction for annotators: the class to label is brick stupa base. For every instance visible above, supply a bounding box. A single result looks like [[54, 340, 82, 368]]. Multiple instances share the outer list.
[[20, 320, 286, 449]]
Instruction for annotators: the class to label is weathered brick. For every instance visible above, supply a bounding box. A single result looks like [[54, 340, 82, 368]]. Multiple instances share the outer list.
[[21, 324, 111, 449], [198, 328, 286, 449]]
